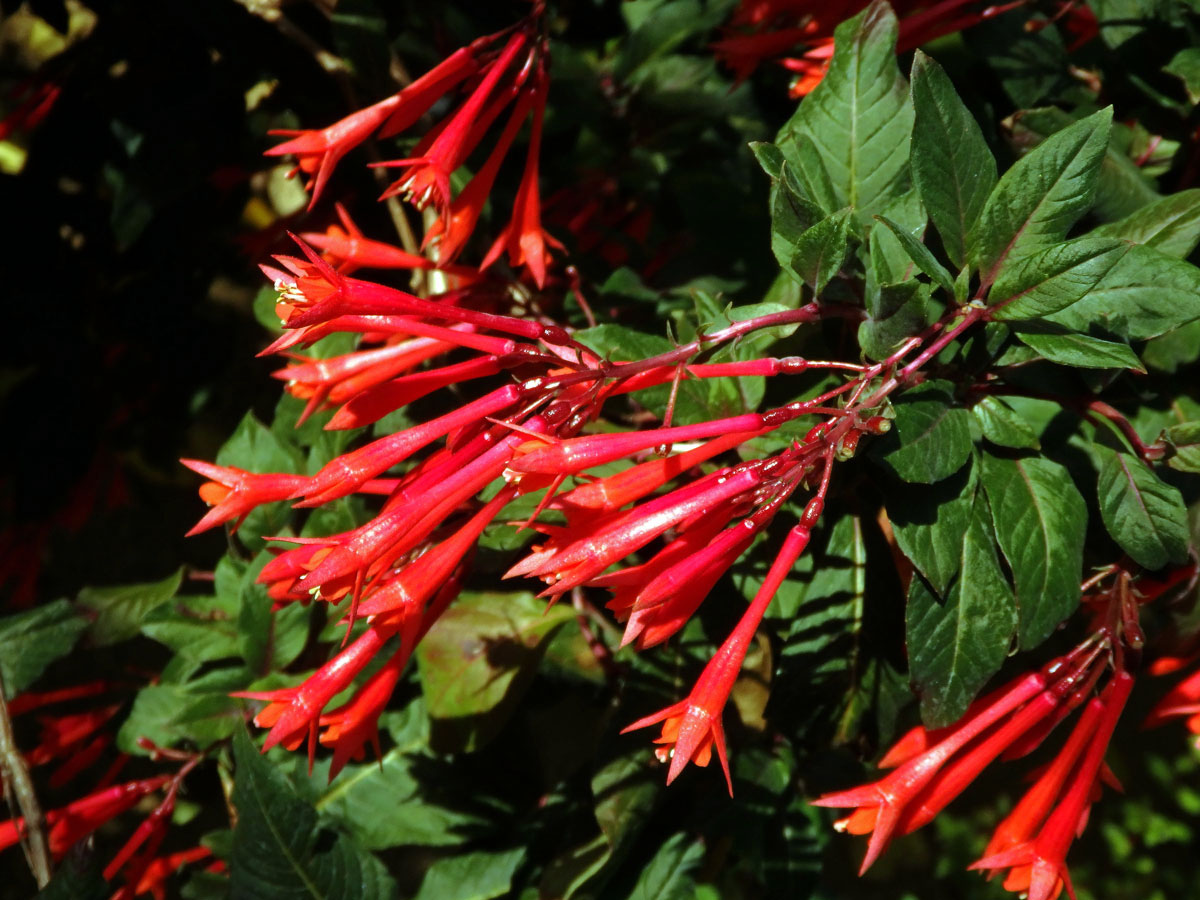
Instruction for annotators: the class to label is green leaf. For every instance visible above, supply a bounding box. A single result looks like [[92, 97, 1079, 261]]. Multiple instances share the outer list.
[[0, 599, 88, 695], [867, 190, 926, 288], [413, 849, 526, 900], [789, 207, 854, 293], [776, 0, 913, 220], [858, 280, 931, 361], [907, 494, 1017, 727], [316, 740, 484, 849], [1045, 244, 1200, 340], [1092, 0, 1160, 48], [988, 237, 1127, 321], [230, 729, 396, 900], [972, 396, 1041, 450], [120, 669, 254, 753], [1166, 47, 1200, 104], [1095, 447, 1190, 570], [874, 214, 952, 293], [887, 461, 976, 596], [77, 568, 183, 647], [1015, 330, 1145, 371], [416, 591, 574, 752], [542, 749, 661, 900], [768, 162, 823, 270], [1142, 320, 1200, 373], [1093, 189, 1200, 258], [971, 108, 1112, 283], [627, 832, 703, 900], [909, 50, 997, 268], [1164, 422, 1200, 473], [35, 848, 108, 900], [981, 454, 1086, 647], [872, 381, 972, 483], [141, 593, 243, 663]]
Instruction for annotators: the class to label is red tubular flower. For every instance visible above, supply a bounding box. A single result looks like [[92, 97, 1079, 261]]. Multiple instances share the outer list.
[[509, 410, 773, 477], [234, 624, 391, 763], [180, 460, 308, 536], [981, 697, 1106, 865], [378, 32, 529, 215], [265, 44, 482, 205], [327, 354, 504, 431], [970, 671, 1135, 900], [266, 93, 404, 207], [129, 847, 212, 900], [317, 645, 408, 779], [812, 662, 1069, 873], [1144, 664, 1200, 736], [507, 463, 764, 596], [480, 78, 563, 287], [0, 776, 170, 858], [272, 334, 457, 426], [623, 522, 814, 793], [424, 86, 537, 264], [300, 204, 433, 274]]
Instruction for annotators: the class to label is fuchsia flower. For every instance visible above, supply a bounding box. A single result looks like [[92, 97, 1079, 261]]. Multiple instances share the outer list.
[[0, 776, 171, 858], [180, 460, 307, 536], [970, 673, 1134, 900], [265, 43, 483, 206], [623, 521, 815, 793], [480, 78, 563, 288]]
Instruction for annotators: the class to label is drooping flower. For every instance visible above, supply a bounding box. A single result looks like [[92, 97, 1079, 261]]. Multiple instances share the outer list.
[[180, 460, 307, 536], [265, 44, 483, 205], [480, 78, 563, 287], [970, 672, 1134, 900], [623, 521, 814, 793], [0, 776, 170, 858]]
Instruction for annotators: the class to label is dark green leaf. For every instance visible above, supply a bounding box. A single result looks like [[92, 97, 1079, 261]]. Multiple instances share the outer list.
[[907, 494, 1017, 727], [790, 207, 854, 293], [627, 832, 703, 900], [416, 591, 573, 752], [887, 461, 976, 596], [981, 453, 1086, 647], [1093, 189, 1200, 258], [1165, 47, 1200, 103], [1046, 244, 1200, 340], [0, 599, 88, 695], [872, 381, 972, 483], [972, 396, 1041, 449], [971, 108, 1112, 283], [768, 163, 824, 270], [77, 568, 183, 647], [858, 280, 932, 362], [776, 0, 913, 220], [1095, 447, 1190, 570], [1092, 0, 1160, 48], [1015, 330, 1145, 371], [1142, 320, 1200, 373], [867, 190, 926, 288], [316, 740, 484, 849], [875, 214, 954, 294], [412, 848, 526, 900], [35, 846, 108, 900], [988, 237, 1127, 321], [1163, 422, 1200, 474], [909, 50, 997, 268], [229, 729, 396, 900]]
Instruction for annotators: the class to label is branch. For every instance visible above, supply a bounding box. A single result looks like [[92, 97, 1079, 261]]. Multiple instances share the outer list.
[[0, 672, 52, 888]]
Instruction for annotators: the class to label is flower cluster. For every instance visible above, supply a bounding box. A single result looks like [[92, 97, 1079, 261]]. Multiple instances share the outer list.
[[814, 567, 1159, 899], [713, 0, 1045, 97], [265, 4, 560, 286], [0, 684, 214, 898]]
